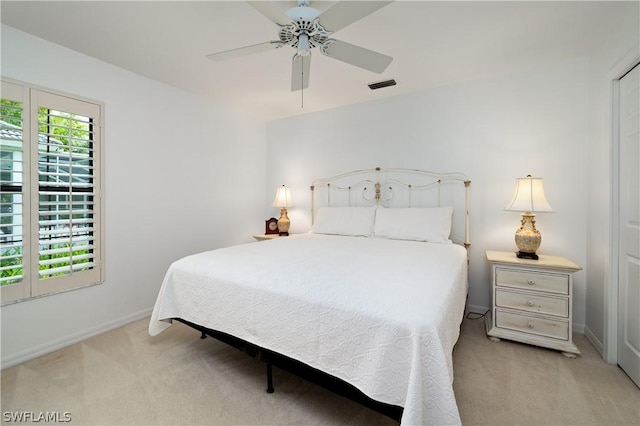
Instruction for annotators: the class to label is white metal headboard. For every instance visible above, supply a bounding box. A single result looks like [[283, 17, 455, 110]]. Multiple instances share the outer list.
[[310, 167, 471, 248]]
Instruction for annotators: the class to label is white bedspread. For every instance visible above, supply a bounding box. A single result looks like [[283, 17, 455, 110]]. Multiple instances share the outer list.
[[149, 233, 468, 425]]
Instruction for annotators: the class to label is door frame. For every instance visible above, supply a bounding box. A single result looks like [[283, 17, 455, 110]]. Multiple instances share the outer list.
[[606, 53, 640, 364]]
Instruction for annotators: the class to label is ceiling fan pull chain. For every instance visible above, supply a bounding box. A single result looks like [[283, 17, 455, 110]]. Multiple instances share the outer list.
[[301, 55, 304, 108]]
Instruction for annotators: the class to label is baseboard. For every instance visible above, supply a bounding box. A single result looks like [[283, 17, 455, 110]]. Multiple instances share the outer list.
[[584, 325, 604, 356], [1, 307, 153, 370], [573, 321, 585, 334]]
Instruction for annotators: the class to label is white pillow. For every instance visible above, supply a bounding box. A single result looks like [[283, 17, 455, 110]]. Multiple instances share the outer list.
[[311, 206, 376, 237], [373, 206, 453, 243]]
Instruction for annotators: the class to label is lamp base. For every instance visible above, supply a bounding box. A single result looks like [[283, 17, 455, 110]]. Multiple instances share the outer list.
[[516, 251, 539, 260], [277, 207, 291, 237], [514, 212, 542, 260]]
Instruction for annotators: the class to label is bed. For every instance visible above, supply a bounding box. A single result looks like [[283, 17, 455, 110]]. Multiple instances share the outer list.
[[149, 167, 471, 425]]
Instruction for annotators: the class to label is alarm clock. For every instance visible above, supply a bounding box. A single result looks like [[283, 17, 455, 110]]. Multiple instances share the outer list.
[[265, 217, 279, 235]]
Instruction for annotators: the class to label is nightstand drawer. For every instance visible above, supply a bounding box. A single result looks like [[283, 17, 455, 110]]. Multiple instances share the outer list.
[[495, 289, 569, 317], [496, 268, 568, 295], [495, 310, 569, 340]]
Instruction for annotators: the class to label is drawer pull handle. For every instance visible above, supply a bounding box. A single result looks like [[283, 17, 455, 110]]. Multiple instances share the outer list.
[[527, 279, 535, 285], [527, 322, 534, 329], [527, 300, 534, 307]]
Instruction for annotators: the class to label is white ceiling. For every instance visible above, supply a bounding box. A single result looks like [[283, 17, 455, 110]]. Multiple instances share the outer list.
[[1, 1, 634, 121]]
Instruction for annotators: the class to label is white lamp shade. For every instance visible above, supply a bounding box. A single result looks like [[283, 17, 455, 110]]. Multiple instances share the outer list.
[[505, 176, 554, 213], [272, 185, 294, 208]]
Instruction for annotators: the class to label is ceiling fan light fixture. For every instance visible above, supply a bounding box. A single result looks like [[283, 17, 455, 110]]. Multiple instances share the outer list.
[[297, 33, 311, 56]]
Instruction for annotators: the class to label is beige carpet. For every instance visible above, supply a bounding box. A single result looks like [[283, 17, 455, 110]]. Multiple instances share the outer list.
[[1, 315, 638, 425]]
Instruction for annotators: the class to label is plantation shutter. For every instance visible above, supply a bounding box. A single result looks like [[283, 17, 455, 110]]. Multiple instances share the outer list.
[[1, 81, 31, 302], [31, 90, 102, 296], [1, 80, 103, 304]]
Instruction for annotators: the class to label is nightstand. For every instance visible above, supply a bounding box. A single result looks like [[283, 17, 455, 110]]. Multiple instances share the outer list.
[[485, 250, 582, 357]]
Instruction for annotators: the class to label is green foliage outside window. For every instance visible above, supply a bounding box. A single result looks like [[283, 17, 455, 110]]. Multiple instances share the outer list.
[[1, 99, 21, 126], [38, 107, 92, 155], [1, 244, 92, 285], [2, 99, 92, 152], [0, 246, 22, 285]]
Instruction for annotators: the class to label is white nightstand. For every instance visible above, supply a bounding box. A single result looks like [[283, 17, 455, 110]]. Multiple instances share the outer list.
[[485, 250, 582, 357]]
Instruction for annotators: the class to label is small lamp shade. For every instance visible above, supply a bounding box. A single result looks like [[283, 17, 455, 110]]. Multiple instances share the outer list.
[[505, 176, 554, 213], [272, 185, 294, 208], [273, 185, 294, 236], [505, 175, 553, 260]]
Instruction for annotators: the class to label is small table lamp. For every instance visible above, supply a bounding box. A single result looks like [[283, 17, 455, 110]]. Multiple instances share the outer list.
[[272, 185, 294, 236], [504, 175, 554, 260]]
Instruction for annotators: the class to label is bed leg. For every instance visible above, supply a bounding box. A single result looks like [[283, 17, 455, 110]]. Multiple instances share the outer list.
[[266, 362, 274, 393], [200, 331, 207, 339]]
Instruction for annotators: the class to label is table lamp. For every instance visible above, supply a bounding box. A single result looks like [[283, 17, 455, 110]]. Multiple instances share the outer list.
[[504, 175, 554, 260], [272, 185, 294, 236]]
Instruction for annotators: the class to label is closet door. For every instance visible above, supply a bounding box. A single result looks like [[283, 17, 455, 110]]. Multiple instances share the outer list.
[[618, 63, 640, 388]]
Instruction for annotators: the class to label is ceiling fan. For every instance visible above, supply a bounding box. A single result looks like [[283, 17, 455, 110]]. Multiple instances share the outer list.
[[206, 1, 394, 92]]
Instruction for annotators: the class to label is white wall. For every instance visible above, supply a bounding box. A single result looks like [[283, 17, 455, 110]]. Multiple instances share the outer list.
[[266, 57, 590, 326], [0, 25, 267, 367]]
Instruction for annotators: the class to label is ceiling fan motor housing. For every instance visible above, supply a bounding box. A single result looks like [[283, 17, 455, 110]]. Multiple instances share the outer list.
[[279, 19, 330, 52]]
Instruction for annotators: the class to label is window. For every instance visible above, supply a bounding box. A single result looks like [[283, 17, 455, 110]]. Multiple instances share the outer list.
[[1, 80, 103, 304]]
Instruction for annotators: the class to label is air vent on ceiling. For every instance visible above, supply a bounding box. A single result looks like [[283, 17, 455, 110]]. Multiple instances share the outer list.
[[368, 79, 397, 90]]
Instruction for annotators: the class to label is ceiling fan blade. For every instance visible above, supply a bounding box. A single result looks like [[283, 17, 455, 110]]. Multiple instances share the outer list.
[[206, 41, 285, 61], [318, 1, 393, 33], [322, 39, 392, 74], [246, 1, 291, 26], [291, 53, 311, 91]]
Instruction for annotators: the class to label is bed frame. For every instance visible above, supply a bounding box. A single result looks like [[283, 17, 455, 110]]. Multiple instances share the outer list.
[[175, 167, 471, 421], [311, 167, 471, 248], [176, 318, 404, 421]]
